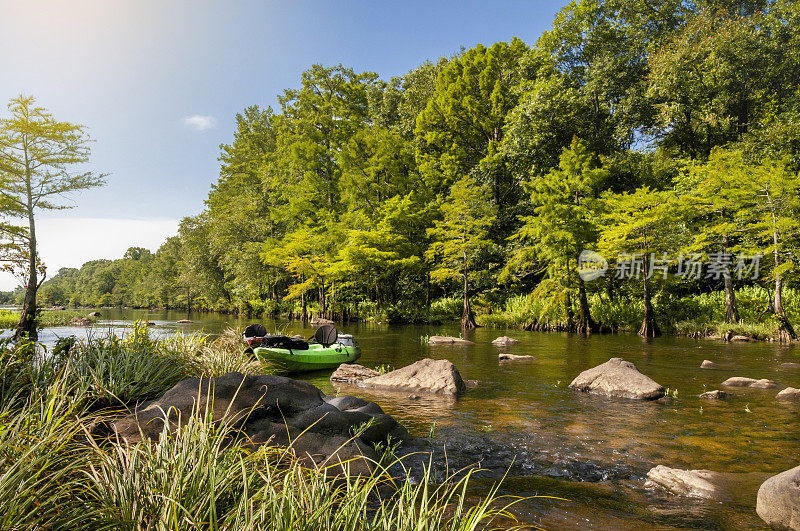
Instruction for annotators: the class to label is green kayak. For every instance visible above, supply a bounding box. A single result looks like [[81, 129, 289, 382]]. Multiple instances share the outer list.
[[254, 342, 361, 373]]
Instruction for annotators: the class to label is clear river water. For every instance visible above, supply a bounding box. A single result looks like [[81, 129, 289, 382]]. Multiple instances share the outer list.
[[37, 308, 800, 529]]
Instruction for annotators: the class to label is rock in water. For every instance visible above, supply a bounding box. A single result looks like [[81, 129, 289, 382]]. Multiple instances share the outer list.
[[176, 319, 192, 324], [112, 372, 415, 475], [779, 363, 800, 370], [330, 363, 380, 385], [721, 377, 780, 389], [757, 465, 800, 530], [699, 390, 729, 399], [701, 360, 719, 369], [776, 388, 800, 402], [492, 336, 520, 345], [498, 353, 536, 361], [88, 311, 101, 317], [70, 316, 92, 326], [361, 358, 466, 395], [645, 465, 733, 501], [568, 358, 665, 400], [427, 335, 474, 345], [310, 316, 335, 326]]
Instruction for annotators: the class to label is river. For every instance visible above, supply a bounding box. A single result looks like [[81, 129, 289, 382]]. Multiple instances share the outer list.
[[39, 308, 800, 529]]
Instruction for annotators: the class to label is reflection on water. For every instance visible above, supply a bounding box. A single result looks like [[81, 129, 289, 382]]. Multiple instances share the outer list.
[[28, 308, 800, 528]]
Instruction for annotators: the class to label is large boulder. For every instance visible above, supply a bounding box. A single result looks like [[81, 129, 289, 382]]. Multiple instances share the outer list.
[[757, 465, 800, 530], [645, 465, 733, 501], [492, 336, 520, 346], [701, 360, 719, 369], [355, 358, 466, 396], [112, 372, 414, 475], [330, 363, 380, 385], [777, 388, 800, 402], [722, 377, 780, 389], [427, 336, 474, 345], [70, 316, 92, 326], [568, 358, 664, 400]]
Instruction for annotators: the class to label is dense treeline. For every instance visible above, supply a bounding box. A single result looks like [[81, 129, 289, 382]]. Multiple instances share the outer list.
[[20, 0, 800, 337]]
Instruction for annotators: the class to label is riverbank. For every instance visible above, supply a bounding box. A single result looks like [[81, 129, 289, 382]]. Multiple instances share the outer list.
[[479, 286, 800, 342], [0, 327, 515, 530]]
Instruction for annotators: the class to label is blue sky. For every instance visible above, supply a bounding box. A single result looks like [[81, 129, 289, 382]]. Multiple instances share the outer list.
[[0, 0, 569, 289]]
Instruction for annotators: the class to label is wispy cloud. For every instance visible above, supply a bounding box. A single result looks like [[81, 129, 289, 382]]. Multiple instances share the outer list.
[[182, 115, 216, 131]]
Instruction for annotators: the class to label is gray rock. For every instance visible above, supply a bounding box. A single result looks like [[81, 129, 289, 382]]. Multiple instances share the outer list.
[[70, 316, 92, 326], [310, 317, 335, 326], [88, 311, 101, 317], [112, 372, 414, 476], [730, 335, 751, 342], [701, 359, 719, 369], [699, 390, 729, 399], [492, 336, 520, 345], [757, 465, 800, 530], [568, 358, 665, 400], [722, 377, 780, 389], [361, 358, 466, 395], [176, 319, 192, 324], [645, 465, 733, 501], [330, 363, 380, 385], [427, 335, 474, 345], [779, 363, 800, 370], [777, 388, 800, 402], [498, 353, 536, 361]]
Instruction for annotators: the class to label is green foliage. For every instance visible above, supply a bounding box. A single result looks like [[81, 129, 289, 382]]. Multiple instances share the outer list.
[[22, 2, 800, 336]]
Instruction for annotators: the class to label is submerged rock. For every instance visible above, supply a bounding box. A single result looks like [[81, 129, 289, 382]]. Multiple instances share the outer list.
[[779, 363, 800, 370], [498, 353, 536, 362], [701, 360, 719, 369], [492, 336, 520, 345], [310, 316, 334, 326], [645, 465, 733, 501], [721, 377, 780, 389], [112, 372, 416, 475], [427, 335, 474, 345], [699, 390, 729, 400], [757, 465, 800, 530], [776, 388, 800, 402], [568, 358, 665, 400], [330, 363, 380, 385]]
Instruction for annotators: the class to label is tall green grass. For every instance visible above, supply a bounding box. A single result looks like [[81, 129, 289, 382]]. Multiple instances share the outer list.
[[0, 330, 522, 530]]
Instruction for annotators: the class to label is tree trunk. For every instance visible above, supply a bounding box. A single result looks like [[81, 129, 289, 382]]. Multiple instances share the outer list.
[[722, 236, 739, 323], [14, 205, 38, 341], [577, 276, 596, 334], [772, 227, 796, 339], [300, 292, 308, 322], [461, 272, 478, 329], [639, 261, 660, 338]]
